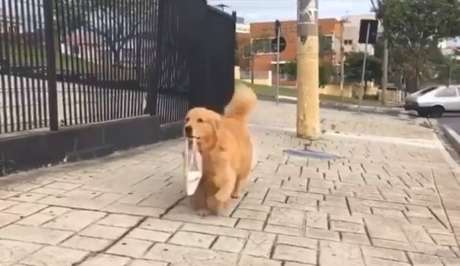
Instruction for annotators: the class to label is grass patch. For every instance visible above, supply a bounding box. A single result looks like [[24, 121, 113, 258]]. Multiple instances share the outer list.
[[237, 80, 381, 106], [236, 80, 296, 98]]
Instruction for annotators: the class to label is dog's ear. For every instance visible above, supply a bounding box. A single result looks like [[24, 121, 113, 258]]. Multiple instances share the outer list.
[[207, 112, 222, 132], [210, 116, 221, 132]]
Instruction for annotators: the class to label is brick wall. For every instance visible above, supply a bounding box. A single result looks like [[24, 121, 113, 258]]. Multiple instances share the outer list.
[[237, 19, 343, 84]]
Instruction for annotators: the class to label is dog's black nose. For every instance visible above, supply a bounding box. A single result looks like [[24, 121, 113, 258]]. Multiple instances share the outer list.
[[185, 126, 192, 136]]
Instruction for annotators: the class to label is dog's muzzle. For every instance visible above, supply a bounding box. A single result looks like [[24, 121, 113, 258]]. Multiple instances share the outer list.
[[184, 126, 193, 138]]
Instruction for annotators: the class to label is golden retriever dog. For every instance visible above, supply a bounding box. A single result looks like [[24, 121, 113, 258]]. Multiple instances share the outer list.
[[184, 85, 257, 215]]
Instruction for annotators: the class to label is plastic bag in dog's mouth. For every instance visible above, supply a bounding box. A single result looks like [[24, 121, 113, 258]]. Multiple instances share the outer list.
[[184, 138, 203, 196]]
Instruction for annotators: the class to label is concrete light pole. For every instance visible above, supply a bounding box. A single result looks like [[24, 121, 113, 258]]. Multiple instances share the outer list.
[[339, 18, 349, 102], [296, 0, 320, 139]]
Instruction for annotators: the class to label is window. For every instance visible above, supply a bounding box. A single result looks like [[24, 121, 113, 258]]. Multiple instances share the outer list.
[[320, 35, 333, 52], [419, 86, 438, 95], [242, 45, 252, 58], [344, 39, 353, 45], [252, 39, 273, 54], [435, 87, 457, 97]]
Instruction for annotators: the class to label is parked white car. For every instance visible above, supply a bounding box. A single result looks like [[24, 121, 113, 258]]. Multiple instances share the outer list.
[[404, 85, 460, 117]]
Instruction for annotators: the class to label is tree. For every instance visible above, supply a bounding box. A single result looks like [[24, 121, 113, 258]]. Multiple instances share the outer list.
[[56, 0, 154, 66], [319, 62, 334, 88], [319, 34, 333, 55], [345, 52, 382, 89], [373, 0, 460, 91], [281, 61, 297, 78]]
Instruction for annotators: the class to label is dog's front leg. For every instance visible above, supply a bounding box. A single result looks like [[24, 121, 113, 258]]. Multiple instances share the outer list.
[[207, 170, 236, 215]]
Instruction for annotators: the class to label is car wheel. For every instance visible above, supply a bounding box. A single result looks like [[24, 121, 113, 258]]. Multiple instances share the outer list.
[[417, 110, 428, 117], [429, 106, 444, 118]]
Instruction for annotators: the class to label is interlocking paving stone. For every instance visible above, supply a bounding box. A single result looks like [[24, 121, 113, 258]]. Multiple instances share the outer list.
[[0, 101, 459, 266]]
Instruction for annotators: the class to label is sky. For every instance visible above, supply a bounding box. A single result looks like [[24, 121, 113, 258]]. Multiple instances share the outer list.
[[207, 0, 374, 22]]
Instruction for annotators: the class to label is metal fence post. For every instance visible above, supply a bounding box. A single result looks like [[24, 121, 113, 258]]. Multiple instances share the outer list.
[[232, 11, 236, 92], [150, 0, 164, 116], [43, 0, 58, 131]]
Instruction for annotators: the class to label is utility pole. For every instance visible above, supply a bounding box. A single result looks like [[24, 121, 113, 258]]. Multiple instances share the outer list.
[[339, 18, 348, 102], [297, 0, 320, 139], [381, 38, 389, 105], [359, 23, 371, 112], [275, 20, 281, 104], [250, 39, 255, 85]]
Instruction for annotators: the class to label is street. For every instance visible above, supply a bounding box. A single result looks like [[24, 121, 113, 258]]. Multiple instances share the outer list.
[[439, 113, 460, 134]]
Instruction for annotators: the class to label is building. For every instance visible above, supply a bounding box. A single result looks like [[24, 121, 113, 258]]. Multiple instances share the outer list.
[[236, 16, 249, 34], [342, 14, 382, 55], [235, 16, 250, 69], [0, 0, 44, 34], [439, 38, 460, 61], [318, 18, 343, 67], [237, 19, 343, 86]]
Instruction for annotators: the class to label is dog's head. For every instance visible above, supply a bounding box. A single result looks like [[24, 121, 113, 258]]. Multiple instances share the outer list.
[[184, 108, 221, 151]]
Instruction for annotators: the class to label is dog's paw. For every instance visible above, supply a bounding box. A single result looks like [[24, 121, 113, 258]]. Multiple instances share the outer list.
[[231, 192, 240, 199], [197, 209, 211, 217], [207, 196, 224, 214]]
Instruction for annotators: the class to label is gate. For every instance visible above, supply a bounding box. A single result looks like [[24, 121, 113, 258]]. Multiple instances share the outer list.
[[0, 0, 235, 135]]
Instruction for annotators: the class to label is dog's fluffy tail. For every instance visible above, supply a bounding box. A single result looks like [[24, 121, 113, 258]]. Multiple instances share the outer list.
[[225, 84, 257, 121]]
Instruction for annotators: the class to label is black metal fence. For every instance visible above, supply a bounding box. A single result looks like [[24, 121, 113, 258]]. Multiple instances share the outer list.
[[0, 0, 235, 134]]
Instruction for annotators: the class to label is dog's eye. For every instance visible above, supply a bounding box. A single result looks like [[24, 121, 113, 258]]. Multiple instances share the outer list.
[[197, 118, 204, 123]]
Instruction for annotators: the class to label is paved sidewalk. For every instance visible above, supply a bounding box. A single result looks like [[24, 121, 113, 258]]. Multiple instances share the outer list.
[[0, 101, 459, 266]]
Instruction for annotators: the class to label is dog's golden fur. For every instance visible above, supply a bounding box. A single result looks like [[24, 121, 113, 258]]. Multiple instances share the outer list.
[[184, 86, 257, 215]]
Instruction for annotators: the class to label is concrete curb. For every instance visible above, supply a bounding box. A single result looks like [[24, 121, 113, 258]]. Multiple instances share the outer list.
[[442, 125, 460, 153], [257, 95, 405, 117]]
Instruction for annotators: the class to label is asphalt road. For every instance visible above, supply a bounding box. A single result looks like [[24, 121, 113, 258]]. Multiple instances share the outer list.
[[439, 113, 460, 134]]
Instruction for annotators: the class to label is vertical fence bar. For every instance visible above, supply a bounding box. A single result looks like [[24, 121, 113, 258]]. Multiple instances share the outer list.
[[13, 0, 27, 131], [0, 1, 6, 133], [64, 0, 75, 125], [20, 1, 32, 130], [35, 0, 43, 128], [93, 2, 103, 122], [75, 0, 86, 124], [44, 0, 58, 131], [26, 0, 38, 129], [70, 0, 83, 125], [102, 3, 110, 121], [85, 1, 96, 123], [55, 0, 67, 126], [7, 0, 20, 131], [121, 0, 128, 119], [115, 0, 121, 120], [1, 0, 9, 133], [151, 0, 164, 116], [134, 0, 141, 116], [33, 0, 43, 128], [38, 0, 48, 127], [144, 0, 153, 116]]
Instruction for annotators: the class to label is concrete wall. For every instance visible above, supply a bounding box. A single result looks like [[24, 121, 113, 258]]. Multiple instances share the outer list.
[[0, 115, 184, 175], [320, 83, 379, 98], [237, 68, 273, 86]]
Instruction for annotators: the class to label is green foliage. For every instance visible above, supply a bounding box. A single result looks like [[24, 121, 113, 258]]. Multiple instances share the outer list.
[[373, 0, 460, 90], [345, 52, 382, 83], [319, 34, 333, 55], [280, 31, 337, 84], [280, 61, 297, 77], [319, 62, 335, 88], [383, 0, 460, 46]]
